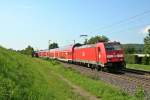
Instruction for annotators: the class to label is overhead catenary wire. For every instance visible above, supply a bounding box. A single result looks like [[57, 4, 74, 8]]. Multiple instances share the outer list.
[[108, 22, 150, 35], [92, 9, 150, 33], [65, 10, 150, 45]]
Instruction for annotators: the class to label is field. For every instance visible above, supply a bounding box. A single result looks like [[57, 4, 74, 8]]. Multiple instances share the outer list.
[[0, 47, 144, 100], [127, 64, 150, 71]]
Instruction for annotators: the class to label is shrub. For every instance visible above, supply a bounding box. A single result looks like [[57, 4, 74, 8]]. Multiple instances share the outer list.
[[125, 54, 136, 64], [142, 56, 150, 65]]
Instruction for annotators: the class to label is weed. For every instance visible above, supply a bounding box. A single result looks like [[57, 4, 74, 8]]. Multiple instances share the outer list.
[[134, 87, 145, 100]]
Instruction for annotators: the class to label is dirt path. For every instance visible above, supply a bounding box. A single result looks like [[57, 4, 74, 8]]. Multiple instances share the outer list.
[[55, 73, 100, 100]]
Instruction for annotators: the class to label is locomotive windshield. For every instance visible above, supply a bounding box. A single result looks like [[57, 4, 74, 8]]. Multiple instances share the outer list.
[[105, 43, 122, 51]]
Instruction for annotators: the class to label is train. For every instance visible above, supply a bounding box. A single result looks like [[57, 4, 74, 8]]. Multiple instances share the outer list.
[[34, 41, 126, 71]]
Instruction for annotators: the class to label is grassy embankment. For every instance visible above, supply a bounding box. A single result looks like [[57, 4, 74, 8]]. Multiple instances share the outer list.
[[127, 64, 150, 71], [0, 47, 84, 100], [0, 46, 144, 100]]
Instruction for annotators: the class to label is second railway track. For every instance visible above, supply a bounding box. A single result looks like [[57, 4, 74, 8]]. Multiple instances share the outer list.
[[122, 68, 150, 75]]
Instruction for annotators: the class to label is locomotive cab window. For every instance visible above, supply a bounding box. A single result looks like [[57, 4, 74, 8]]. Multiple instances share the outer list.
[[104, 43, 122, 51]]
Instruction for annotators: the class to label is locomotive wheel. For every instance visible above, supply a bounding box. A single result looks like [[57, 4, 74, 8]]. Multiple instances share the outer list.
[[91, 65, 95, 70], [95, 65, 101, 71], [100, 67, 105, 71]]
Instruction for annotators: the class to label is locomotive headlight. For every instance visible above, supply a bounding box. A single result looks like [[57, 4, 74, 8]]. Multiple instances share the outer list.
[[107, 55, 113, 58], [117, 54, 123, 57]]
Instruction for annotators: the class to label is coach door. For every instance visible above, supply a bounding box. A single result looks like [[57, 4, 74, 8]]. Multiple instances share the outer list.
[[97, 47, 101, 63]]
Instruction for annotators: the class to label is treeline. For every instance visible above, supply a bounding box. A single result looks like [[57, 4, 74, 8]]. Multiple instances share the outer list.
[[122, 44, 144, 54], [16, 42, 59, 56], [17, 45, 34, 56]]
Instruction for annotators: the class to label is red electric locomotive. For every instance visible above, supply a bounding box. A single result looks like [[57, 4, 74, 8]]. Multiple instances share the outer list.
[[73, 42, 125, 71]]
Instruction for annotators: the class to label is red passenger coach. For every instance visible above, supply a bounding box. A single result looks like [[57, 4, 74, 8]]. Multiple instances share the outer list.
[[49, 49, 56, 59], [37, 50, 48, 58], [57, 45, 77, 62]]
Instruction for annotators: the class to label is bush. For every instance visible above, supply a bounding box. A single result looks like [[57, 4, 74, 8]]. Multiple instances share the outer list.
[[142, 56, 150, 65], [125, 54, 150, 64], [125, 54, 136, 64]]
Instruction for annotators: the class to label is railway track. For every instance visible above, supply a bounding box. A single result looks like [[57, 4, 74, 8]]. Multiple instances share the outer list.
[[122, 68, 150, 75], [62, 62, 150, 88], [102, 71, 150, 89], [121, 68, 150, 88], [60, 62, 150, 99]]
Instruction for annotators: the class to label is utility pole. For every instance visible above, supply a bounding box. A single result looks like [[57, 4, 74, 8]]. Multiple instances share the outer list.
[[80, 34, 88, 44], [48, 40, 51, 50], [73, 40, 76, 44]]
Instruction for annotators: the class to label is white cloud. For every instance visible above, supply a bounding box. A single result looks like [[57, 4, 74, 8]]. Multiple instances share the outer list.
[[139, 25, 150, 35], [143, 25, 150, 33]]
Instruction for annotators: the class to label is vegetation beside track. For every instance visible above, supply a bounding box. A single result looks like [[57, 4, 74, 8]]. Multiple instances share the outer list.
[[127, 64, 150, 71], [0, 47, 85, 100], [0, 46, 145, 100], [47, 60, 145, 100]]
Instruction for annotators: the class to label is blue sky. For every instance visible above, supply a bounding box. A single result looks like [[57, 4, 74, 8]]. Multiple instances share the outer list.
[[0, 0, 150, 50]]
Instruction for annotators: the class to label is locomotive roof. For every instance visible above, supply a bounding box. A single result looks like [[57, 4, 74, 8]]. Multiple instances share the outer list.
[[75, 44, 97, 49], [74, 42, 120, 49]]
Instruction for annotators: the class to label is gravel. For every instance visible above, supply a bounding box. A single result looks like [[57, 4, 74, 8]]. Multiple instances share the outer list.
[[61, 62, 150, 100]]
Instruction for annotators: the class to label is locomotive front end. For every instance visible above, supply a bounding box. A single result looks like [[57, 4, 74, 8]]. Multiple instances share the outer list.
[[104, 42, 126, 70]]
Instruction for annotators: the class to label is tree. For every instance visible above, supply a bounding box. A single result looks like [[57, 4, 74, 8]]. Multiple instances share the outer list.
[[85, 35, 109, 44], [49, 42, 59, 50], [144, 29, 150, 54], [18, 45, 34, 56], [124, 46, 135, 54], [122, 44, 144, 54]]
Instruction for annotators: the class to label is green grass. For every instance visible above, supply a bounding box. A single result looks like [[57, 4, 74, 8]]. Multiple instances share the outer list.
[[47, 60, 144, 100], [127, 64, 150, 71], [0, 46, 145, 100], [0, 47, 85, 100]]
